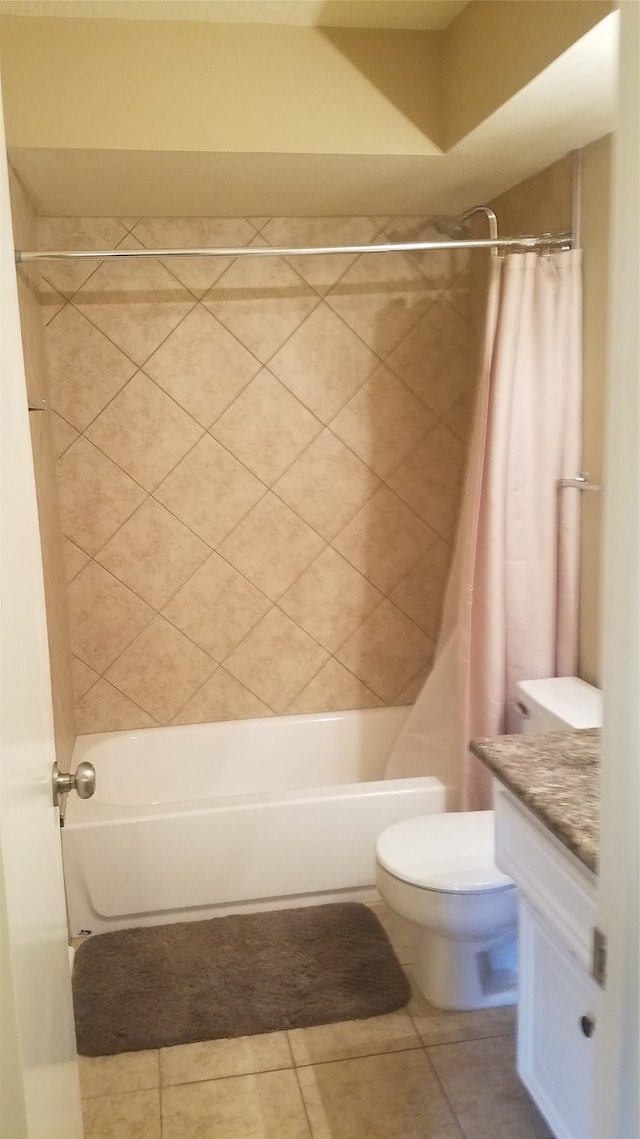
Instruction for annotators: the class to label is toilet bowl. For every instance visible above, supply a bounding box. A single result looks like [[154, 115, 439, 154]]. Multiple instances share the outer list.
[[376, 810, 518, 1010], [376, 677, 602, 1011]]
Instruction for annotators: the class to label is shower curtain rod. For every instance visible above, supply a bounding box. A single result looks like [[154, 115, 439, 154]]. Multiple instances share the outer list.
[[15, 232, 573, 264]]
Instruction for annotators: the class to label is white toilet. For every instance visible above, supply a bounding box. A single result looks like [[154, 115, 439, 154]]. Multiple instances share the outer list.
[[376, 676, 602, 1011]]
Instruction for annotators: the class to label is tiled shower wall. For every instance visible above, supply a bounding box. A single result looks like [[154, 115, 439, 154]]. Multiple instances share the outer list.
[[40, 216, 477, 733]]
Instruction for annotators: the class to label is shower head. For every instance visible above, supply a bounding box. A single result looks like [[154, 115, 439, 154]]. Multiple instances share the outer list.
[[434, 217, 472, 240], [434, 207, 498, 243]]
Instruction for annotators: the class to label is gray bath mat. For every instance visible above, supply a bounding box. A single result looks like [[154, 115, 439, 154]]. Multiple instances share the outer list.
[[72, 902, 410, 1056]]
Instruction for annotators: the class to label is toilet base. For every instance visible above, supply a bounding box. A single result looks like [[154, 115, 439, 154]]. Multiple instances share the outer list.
[[414, 927, 518, 1011]]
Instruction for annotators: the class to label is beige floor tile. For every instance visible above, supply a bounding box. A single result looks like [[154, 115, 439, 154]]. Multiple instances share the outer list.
[[160, 1031, 292, 1086], [366, 901, 419, 965], [161, 1068, 311, 1138], [427, 1035, 552, 1139], [81, 1088, 161, 1139], [288, 1008, 419, 1066], [78, 1050, 159, 1098], [297, 1050, 463, 1139], [407, 973, 517, 1045]]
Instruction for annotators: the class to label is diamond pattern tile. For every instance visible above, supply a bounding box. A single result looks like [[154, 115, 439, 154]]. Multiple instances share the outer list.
[[57, 437, 146, 555], [262, 216, 380, 294], [279, 548, 382, 653], [105, 615, 216, 723], [154, 434, 266, 547], [203, 255, 319, 364], [75, 678, 158, 734], [395, 662, 432, 705], [38, 216, 128, 298], [39, 278, 65, 326], [45, 304, 136, 431], [44, 212, 477, 733], [86, 371, 204, 492], [210, 369, 321, 485], [144, 305, 260, 428], [163, 552, 272, 660], [383, 217, 471, 286], [133, 217, 259, 298], [387, 297, 472, 416], [326, 251, 432, 357], [273, 429, 379, 541], [337, 600, 435, 703], [330, 363, 435, 479], [219, 494, 325, 601], [333, 486, 436, 594], [269, 303, 378, 423], [62, 537, 90, 582], [67, 561, 153, 673], [286, 659, 382, 715], [390, 539, 453, 637], [51, 411, 79, 459], [444, 392, 476, 442], [171, 668, 273, 725], [224, 608, 329, 713], [71, 655, 99, 702], [74, 235, 195, 366], [388, 425, 466, 536], [96, 498, 210, 610]]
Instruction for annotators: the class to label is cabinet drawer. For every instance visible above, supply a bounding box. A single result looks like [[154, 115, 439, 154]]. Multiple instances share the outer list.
[[518, 899, 597, 1139], [494, 785, 597, 968]]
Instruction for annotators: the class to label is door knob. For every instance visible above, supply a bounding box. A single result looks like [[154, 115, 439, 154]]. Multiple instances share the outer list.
[[580, 1013, 596, 1038], [52, 760, 96, 807]]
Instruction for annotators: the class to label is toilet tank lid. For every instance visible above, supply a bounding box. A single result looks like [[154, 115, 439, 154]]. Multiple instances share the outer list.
[[517, 677, 602, 729]]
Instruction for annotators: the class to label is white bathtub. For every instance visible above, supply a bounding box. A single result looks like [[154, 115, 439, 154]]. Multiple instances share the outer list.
[[63, 706, 445, 935]]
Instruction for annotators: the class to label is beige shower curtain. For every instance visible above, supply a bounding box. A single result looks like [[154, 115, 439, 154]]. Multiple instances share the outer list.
[[386, 250, 583, 810]]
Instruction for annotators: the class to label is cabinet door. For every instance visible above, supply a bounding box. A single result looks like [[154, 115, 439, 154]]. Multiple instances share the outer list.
[[518, 899, 597, 1139]]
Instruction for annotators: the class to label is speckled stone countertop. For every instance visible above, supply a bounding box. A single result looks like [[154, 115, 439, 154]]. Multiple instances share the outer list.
[[470, 729, 600, 874]]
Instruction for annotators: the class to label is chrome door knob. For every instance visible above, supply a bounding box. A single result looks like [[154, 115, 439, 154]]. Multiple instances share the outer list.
[[52, 760, 96, 806]]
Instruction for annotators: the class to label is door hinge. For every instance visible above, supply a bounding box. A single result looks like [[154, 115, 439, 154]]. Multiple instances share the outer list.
[[592, 926, 607, 987]]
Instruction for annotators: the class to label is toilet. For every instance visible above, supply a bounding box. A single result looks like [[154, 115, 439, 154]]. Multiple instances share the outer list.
[[376, 676, 602, 1011]]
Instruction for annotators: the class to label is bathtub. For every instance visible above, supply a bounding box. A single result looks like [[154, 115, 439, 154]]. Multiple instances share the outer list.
[[63, 706, 446, 936]]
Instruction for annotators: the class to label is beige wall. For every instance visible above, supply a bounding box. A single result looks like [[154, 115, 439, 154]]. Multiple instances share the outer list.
[[39, 216, 477, 732], [443, 0, 612, 146], [491, 139, 612, 687], [8, 171, 75, 766], [0, 18, 443, 156], [0, 5, 616, 217]]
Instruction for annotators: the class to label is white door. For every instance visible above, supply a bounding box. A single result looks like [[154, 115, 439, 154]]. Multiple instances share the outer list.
[[0, 90, 83, 1138], [593, 2, 640, 1135]]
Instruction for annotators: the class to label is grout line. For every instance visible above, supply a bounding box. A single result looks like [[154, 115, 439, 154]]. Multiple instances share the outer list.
[[50, 213, 475, 730], [292, 1065, 316, 1139], [421, 1049, 470, 1139], [293, 1043, 428, 1072]]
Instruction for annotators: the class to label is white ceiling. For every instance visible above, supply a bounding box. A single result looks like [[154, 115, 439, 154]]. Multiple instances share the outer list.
[[0, 0, 468, 29]]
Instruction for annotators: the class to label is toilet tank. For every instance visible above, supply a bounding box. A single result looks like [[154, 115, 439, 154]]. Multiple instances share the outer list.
[[516, 677, 602, 734]]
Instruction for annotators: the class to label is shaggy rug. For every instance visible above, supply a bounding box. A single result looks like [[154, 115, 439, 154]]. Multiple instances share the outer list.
[[72, 903, 410, 1056]]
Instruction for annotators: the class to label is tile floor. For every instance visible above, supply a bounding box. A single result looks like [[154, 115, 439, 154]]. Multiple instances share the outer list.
[[77, 902, 553, 1139]]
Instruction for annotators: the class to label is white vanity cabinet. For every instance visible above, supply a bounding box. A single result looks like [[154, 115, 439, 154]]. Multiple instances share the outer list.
[[494, 784, 598, 1139]]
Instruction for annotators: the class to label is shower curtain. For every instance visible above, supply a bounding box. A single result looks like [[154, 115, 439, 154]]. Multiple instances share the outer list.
[[386, 250, 583, 810]]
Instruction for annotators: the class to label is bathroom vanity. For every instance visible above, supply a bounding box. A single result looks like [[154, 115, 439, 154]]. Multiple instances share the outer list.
[[470, 728, 600, 1139]]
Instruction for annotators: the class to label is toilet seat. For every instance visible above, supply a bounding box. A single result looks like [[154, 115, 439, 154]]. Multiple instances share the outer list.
[[376, 811, 514, 894]]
